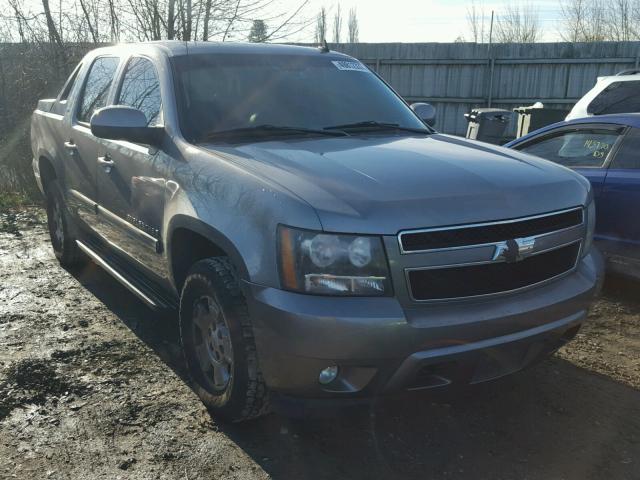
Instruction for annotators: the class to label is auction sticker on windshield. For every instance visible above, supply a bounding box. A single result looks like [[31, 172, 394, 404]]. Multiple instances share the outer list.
[[332, 60, 368, 72]]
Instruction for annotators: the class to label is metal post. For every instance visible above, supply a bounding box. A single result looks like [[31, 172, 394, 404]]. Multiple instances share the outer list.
[[488, 57, 495, 108], [487, 11, 494, 56], [486, 11, 495, 107]]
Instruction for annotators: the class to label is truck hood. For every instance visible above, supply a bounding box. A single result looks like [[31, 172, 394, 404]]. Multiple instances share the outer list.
[[202, 134, 589, 234]]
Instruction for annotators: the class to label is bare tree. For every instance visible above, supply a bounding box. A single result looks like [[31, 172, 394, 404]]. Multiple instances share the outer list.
[[41, 0, 65, 50], [466, 0, 488, 43], [347, 7, 359, 42], [0, 0, 311, 44], [495, 4, 540, 43], [557, 0, 640, 41], [315, 6, 327, 43], [78, 0, 98, 43], [332, 4, 342, 43], [183, 0, 193, 40], [559, 0, 611, 41], [107, 0, 120, 41], [199, 0, 209, 40], [606, 0, 634, 40]]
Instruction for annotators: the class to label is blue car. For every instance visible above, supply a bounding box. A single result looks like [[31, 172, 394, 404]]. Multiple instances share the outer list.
[[506, 114, 640, 280]]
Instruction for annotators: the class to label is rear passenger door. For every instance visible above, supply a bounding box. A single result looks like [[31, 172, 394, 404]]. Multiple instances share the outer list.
[[597, 128, 640, 264], [95, 56, 167, 277], [67, 55, 120, 230]]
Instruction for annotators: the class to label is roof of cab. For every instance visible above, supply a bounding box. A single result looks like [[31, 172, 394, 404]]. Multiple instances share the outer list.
[[86, 41, 347, 58]]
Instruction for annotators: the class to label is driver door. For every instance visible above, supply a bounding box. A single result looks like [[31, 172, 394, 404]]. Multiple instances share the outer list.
[[95, 56, 167, 278]]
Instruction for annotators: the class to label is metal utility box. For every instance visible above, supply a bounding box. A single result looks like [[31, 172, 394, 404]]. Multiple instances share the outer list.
[[514, 105, 570, 138], [464, 108, 514, 145]]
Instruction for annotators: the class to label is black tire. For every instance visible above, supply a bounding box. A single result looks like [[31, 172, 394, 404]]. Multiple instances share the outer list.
[[179, 257, 270, 422], [44, 180, 83, 267]]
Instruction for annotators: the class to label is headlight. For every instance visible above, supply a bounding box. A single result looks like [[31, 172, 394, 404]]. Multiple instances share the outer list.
[[278, 226, 392, 296], [582, 199, 596, 257]]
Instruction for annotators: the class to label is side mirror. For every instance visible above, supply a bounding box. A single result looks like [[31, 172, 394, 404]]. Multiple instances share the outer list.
[[410, 102, 436, 127], [90, 106, 163, 145]]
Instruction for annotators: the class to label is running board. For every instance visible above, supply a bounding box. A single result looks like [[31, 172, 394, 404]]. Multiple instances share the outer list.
[[76, 239, 173, 310]]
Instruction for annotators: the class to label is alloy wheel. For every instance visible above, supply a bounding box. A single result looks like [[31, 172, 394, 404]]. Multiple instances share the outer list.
[[191, 295, 234, 392]]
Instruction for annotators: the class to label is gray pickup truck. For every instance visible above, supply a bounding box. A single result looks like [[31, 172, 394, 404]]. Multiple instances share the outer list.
[[31, 42, 603, 422]]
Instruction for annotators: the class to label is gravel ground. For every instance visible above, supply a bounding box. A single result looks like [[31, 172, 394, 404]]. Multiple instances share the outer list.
[[1, 207, 639, 480]]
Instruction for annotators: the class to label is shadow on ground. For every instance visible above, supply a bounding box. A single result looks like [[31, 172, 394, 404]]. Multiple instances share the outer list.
[[70, 264, 640, 480]]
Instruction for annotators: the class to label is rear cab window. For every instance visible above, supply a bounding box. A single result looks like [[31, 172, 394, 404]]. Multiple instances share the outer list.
[[516, 127, 624, 168], [76, 56, 120, 124], [58, 64, 82, 103], [45, 63, 83, 116]]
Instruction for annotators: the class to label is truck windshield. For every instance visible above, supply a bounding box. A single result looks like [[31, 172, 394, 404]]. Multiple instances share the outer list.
[[172, 53, 429, 143]]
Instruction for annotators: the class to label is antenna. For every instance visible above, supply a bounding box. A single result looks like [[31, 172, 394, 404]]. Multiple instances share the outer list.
[[318, 39, 329, 53]]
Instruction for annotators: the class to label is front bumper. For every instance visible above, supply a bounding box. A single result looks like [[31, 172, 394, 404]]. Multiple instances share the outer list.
[[244, 250, 604, 399]]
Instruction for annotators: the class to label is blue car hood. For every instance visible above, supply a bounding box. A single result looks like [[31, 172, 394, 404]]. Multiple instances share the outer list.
[[203, 133, 590, 234]]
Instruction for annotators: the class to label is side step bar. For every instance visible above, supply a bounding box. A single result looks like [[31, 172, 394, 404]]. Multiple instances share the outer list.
[[76, 239, 173, 310]]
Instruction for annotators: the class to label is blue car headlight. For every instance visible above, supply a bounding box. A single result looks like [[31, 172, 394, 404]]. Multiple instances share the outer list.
[[278, 226, 392, 296]]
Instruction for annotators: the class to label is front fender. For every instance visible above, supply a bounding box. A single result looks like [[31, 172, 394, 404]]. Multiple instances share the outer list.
[[164, 147, 323, 290], [166, 214, 251, 285]]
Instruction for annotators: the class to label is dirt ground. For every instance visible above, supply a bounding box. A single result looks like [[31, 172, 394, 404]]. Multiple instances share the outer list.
[[1, 207, 639, 480]]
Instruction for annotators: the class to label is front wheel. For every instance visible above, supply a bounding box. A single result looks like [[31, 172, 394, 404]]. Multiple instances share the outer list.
[[179, 257, 270, 422]]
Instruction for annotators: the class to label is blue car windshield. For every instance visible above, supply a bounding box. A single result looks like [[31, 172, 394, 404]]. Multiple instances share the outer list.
[[171, 53, 428, 142]]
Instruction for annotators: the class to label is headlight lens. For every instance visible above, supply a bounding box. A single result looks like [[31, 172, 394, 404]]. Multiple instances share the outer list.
[[583, 199, 596, 257], [278, 226, 391, 296]]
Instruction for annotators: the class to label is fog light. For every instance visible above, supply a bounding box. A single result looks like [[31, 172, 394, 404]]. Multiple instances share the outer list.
[[318, 366, 339, 385]]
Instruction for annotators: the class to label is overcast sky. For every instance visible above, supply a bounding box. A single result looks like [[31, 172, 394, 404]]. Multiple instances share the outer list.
[[294, 0, 565, 43], [13, 0, 566, 43]]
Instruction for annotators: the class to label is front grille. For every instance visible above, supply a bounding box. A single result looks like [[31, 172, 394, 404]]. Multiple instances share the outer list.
[[408, 242, 581, 301], [400, 208, 583, 253]]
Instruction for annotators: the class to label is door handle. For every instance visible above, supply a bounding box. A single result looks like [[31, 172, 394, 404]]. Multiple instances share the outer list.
[[97, 154, 115, 173], [64, 140, 77, 156]]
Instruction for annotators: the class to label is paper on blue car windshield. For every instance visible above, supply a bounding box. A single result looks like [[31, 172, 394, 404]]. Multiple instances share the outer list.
[[331, 60, 368, 72]]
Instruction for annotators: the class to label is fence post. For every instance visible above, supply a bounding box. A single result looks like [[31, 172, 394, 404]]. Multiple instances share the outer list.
[[487, 57, 495, 108]]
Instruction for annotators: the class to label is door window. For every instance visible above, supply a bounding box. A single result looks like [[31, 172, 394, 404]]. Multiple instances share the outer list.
[[588, 81, 640, 115], [117, 57, 162, 126], [77, 56, 120, 123], [518, 128, 623, 168], [610, 128, 640, 169]]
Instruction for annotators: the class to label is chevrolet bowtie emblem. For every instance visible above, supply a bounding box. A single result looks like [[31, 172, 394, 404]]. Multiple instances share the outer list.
[[493, 237, 536, 263]]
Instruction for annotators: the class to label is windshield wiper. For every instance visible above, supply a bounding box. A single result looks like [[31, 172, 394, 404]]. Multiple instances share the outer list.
[[203, 124, 349, 141], [324, 121, 429, 134]]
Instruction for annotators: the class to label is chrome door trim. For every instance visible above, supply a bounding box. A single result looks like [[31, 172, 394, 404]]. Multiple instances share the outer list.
[[96, 203, 162, 253]]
